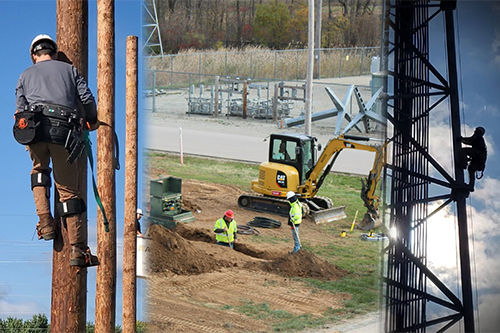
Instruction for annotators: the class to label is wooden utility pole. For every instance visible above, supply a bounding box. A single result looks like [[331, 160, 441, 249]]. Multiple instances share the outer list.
[[305, 0, 315, 136], [122, 35, 139, 333], [314, 0, 322, 79], [95, 0, 117, 332], [50, 0, 88, 333], [52, 1, 88, 332]]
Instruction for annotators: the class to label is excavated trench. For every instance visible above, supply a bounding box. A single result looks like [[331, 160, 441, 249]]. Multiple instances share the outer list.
[[149, 223, 347, 281]]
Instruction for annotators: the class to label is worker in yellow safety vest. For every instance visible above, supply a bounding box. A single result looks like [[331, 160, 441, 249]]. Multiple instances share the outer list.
[[287, 191, 302, 253], [214, 210, 237, 248]]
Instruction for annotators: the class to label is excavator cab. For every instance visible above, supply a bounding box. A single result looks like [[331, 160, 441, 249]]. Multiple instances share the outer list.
[[268, 134, 318, 185]]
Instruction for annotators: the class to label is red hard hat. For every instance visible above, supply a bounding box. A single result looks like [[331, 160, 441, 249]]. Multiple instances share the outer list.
[[224, 210, 234, 219]]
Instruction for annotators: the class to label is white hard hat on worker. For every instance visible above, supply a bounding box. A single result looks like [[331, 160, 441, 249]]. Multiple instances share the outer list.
[[30, 34, 58, 64]]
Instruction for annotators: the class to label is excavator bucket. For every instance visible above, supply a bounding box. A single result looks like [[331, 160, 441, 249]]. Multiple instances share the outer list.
[[310, 205, 347, 224], [357, 211, 382, 230]]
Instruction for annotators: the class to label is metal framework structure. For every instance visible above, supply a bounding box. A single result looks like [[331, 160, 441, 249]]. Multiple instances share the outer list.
[[382, 1, 475, 332], [142, 0, 163, 56]]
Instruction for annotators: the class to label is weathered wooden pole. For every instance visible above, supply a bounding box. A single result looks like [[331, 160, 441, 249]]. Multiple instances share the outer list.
[[305, 0, 315, 136], [95, 0, 117, 332], [122, 35, 139, 333], [314, 0, 322, 79], [52, 1, 88, 332]]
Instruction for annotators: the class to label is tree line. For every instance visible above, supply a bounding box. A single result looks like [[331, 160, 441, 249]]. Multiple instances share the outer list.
[[0, 315, 147, 333], [146, 0, 382, 54]]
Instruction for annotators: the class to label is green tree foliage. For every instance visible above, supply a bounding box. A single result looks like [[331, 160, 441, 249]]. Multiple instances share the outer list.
[[0, 316, 147, 333], [86, 321, 148, 333], [0, 314, 49, 333], [254, 2, 291, 48]]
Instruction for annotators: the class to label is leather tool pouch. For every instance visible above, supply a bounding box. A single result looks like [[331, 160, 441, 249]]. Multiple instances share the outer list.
[[13, 106, 42, 145]]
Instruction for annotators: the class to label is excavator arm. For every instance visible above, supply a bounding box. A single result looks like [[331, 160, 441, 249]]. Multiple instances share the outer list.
[[298, 135, 388, 229], [358, 141, 387, 230]]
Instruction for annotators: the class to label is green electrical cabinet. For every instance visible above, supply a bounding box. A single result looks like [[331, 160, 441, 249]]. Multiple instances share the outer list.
[[149, 176, 195, 229]]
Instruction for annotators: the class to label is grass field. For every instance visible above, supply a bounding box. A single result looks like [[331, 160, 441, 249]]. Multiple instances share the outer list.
[[147, 151, 384, 331]]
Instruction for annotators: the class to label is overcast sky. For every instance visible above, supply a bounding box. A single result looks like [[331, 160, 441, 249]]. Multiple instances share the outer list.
[[416, 1, 500, 332]]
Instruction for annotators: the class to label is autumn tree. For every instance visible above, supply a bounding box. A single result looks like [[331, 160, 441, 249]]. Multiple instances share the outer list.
[[146, 0, 381, 53], [254, 2, 291, 48]]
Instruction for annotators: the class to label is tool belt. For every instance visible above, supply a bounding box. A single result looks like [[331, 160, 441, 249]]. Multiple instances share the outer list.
[[14, 104, 86, 164]]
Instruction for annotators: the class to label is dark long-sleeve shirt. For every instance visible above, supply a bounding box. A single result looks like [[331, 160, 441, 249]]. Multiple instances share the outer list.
[[15, 59, 97, 122]]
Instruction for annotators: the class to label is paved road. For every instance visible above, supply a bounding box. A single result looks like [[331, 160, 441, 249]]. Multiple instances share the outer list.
[[145, 125, 376, 176], [301, 312, 383, 333]]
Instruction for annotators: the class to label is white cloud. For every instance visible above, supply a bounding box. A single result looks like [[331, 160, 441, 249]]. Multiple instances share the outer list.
[[492, 29, 500, 53], [477, 293, 500, 332], [0, 299, 45, 320], [423, 190, 500, 330]]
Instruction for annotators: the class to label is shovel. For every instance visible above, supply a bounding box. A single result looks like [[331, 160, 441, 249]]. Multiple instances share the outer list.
[[226, 230, 233, 249]]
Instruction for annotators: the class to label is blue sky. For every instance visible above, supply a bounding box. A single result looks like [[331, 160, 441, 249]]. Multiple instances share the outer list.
[[0, 0, 144, 325], [408, 1, 500, 332]]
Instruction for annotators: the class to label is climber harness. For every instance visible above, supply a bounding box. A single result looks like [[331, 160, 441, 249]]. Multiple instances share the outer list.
[[13, 104, 85, 164], [14, 105, 116, 233]]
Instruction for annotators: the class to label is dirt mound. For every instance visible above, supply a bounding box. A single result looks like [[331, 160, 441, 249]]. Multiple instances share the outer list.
[[259, 250, 347, 281], [149, 224, 232, 275]]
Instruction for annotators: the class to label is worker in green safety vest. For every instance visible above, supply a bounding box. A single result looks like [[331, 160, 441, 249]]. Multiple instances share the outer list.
[[214, 210, 238, 248], [287, 191, 302, 253]]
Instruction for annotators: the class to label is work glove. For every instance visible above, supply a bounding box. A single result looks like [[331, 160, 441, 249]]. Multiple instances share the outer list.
[[86, 119, 100, 132]]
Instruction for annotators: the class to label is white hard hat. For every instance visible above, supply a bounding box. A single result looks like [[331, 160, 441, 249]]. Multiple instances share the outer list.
[[286, 191, 295, 199], [137, 208, 143, 215], [30, 34, 58, 55]]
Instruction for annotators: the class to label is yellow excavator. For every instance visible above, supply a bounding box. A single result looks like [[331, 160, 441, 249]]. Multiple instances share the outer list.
[[238, 133, 387, 229]]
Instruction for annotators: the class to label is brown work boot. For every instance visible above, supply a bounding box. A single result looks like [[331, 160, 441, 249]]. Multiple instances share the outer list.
[[70, 245, 100, 267], [36, 213, 55, 241]]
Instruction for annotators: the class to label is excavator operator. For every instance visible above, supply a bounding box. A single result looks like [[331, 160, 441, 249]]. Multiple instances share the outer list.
[[460, 126, 487, 192], [14, 34, 100, 267]]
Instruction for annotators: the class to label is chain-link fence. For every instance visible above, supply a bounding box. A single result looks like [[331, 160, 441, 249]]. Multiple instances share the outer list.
[[144, 47, 380, 91]]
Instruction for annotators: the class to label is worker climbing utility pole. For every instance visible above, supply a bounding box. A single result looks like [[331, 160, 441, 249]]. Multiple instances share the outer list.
[[95, 0, 117, 332], [122, 35, 139, 333], [51, 1, 88, 332]]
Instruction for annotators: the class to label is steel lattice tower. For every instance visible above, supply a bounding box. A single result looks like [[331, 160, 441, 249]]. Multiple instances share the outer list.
[[142, 0, 163, 56], [382, 1, 475, 332]]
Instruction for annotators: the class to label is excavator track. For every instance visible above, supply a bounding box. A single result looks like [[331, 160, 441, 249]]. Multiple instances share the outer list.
[[238, 194, 294, 217], [238, 194, 346, 224]]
